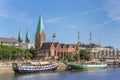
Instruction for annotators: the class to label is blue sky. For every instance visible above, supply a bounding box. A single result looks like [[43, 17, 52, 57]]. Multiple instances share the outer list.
[[0, 0, 120, 49]]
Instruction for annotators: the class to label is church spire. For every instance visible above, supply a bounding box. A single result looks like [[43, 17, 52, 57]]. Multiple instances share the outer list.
[[35, 14, 46, 49], [36, 14, 44, 34], [25, 30, 30, 43], [18, 30, 22, 43]]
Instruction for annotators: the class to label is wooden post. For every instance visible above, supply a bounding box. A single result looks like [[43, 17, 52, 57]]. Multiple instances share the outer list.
[[98, 39, 101, 59], [90, 32, 92, 60], [78, 32, 80, 65]]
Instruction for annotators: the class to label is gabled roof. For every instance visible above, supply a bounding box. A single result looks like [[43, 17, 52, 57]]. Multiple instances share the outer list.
[[53, 42, 59, 47], [104, 46, 114, 49], [41, 42, 53, 49], [66, 44, 70, 48], [0, 38, 18, 43], [60, 44, 65, 48]]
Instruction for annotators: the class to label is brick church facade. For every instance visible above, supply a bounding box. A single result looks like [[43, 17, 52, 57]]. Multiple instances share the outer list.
[[35, 15, 76, 60]]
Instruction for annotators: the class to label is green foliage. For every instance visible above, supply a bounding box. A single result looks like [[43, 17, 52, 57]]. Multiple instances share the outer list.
[[27, 49, 38, 59], [80, 50, 90, 61], [24, 50, 33, 59], [0, 45, 37, 60], [0, 45, 14, 59], [64, 50, 90, 61], [64, 55, 73, 61]]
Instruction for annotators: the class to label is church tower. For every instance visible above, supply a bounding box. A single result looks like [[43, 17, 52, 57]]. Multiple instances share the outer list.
[[35, 15, 46, 49], [18, 30, 22, 43], [25, 30, 30, 43]]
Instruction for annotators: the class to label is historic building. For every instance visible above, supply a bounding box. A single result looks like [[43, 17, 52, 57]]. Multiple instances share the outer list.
[[101, 46, 119, 59], [0, 30, 34, 49], [37, 42, 76, 60], [35, 15, 76, 60], [0, 37, 18, 46], [18, 30, 22, 43], [17, 30, 34, 49], [81, 44, 120, 59], [25, 30, 30, 43], [35, 15, 46, 49], [35, 14, 120, 60]]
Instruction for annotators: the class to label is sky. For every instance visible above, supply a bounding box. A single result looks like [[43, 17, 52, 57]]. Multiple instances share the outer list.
[[0, 0, 120, 49]]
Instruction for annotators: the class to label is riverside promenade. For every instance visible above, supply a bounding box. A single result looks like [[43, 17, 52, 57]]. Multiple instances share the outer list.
[[0, 61, 13, 73], [1, 59, 120, 73]]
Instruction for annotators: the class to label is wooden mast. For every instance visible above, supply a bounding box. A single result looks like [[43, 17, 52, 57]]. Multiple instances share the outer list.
[[90, 32, 92, 60], [78, 32, 80, 65], [98, 39, 101, 59]]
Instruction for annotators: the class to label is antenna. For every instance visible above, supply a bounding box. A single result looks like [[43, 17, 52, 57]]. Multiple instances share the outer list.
[[52, 32, 56, 42]]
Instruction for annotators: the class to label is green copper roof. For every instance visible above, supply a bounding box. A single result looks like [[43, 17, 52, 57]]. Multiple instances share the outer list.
[[18, 30, 22, 42], [25, 30, 30, 43], [37, 15, 44, 34]]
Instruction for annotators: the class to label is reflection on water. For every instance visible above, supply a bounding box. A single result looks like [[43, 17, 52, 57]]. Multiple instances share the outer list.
[[0, 68, 120, 80]]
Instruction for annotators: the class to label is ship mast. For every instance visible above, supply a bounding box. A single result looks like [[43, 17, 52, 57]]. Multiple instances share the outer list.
[[78, 32, 80, 65], [98, 39, 101, 59], [90, 32, 92, 60]]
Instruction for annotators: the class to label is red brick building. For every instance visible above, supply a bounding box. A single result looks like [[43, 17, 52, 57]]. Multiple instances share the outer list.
[[35, 15, 76, 60], [37, 42, 76, 60]]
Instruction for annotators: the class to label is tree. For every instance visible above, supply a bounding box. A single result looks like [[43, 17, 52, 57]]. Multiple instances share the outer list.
[[0, 45, 38, 60], [70, 50, 90, 61], [80, 50, 90, 61], [28, 49, 38, 59], [24, 50, 33, 59], [0, 45, 25, 60]]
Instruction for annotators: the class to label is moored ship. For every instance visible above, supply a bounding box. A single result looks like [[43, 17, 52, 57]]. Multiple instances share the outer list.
[[12, 61, 58, 74], [66, 61, 107, 71], [63, 32, 107, 71]]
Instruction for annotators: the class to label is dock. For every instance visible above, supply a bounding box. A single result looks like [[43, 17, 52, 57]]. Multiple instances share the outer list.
[[107, 60, 120, 68]]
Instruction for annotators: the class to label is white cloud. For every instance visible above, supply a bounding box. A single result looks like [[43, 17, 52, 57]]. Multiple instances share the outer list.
[[68, 25, 77, 29], [76, 8, 103, 17], [94, 0, 120, 27], [0, 12, 10, 18], [103, 0, 120, 20], [0, 0, 34, 27], [95, 17, 120, 27], [0, 11, 33, 26], [45, 8, 103, 23], [0, 0, 10, 18], [45, 17, 67, 23]]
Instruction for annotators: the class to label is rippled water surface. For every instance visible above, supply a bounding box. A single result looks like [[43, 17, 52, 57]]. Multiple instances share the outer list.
[[0, 68, 120, 80]]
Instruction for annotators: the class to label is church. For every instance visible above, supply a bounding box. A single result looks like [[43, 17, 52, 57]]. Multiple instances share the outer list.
[[35, 15, 76, 60]]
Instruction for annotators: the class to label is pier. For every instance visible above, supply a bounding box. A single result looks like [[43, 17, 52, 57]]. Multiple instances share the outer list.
[[107, 60, 120, 68]]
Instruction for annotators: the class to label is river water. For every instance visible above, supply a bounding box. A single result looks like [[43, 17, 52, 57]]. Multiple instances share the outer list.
[[0, 68, 120, 80]]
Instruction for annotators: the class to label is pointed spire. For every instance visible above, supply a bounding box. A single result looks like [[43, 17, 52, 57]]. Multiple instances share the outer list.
[[25, 30, 30, 43], [18, 30, 22, 43], [36, 14, 44, 34]]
